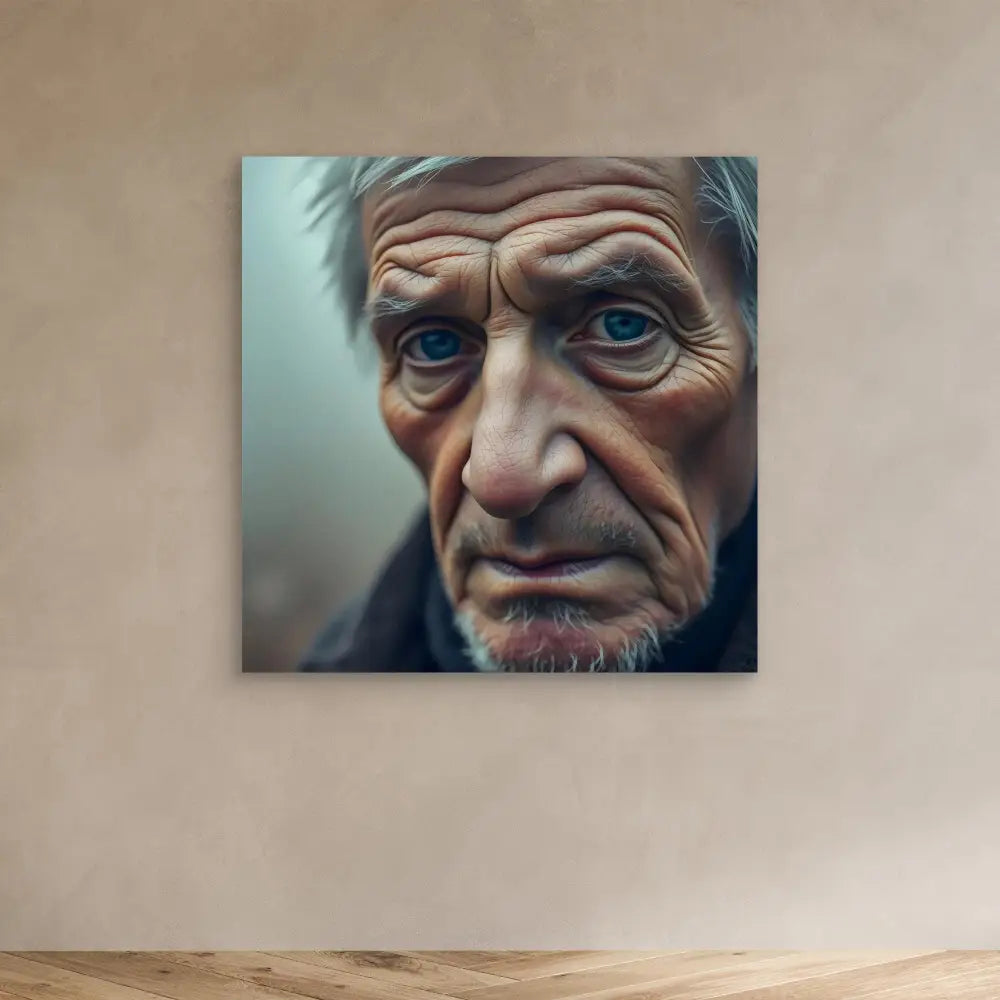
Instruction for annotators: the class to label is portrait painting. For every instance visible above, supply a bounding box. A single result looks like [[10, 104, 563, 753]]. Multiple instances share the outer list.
[[242, 156, 757, 673]]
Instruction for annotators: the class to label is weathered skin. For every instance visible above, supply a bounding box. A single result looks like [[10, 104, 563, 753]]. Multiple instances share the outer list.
[[360, 157, 757, 671]]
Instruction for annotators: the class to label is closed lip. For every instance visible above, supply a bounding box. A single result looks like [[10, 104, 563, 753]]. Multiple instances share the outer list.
[[483, 553, 611, 578]]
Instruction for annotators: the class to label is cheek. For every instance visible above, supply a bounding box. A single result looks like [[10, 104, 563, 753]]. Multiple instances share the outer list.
[[603, 361, 750, 548], [704, 374, 757, 530], [379, 382, 474, 549], [629, 369, 755, 538], [622, 369, 733, 467], [379, 384, 439, 477]]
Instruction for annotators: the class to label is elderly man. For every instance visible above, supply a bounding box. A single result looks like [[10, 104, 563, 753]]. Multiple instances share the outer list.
[[300, 156, 757, 673]]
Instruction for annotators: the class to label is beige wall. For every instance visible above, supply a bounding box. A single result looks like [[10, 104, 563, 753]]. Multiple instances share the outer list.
[[2, 0, 999, 948]]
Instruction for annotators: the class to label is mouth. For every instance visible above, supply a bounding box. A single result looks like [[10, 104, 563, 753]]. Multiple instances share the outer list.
[[485, 554, 610, 579], [469, 553, 632, 606]]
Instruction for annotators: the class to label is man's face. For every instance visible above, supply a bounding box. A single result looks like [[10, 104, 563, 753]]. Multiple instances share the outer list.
[[361, 157, 756, 671]]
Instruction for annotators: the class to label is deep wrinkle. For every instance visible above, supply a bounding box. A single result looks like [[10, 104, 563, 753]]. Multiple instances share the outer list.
[[368, 216, 701, 338], [363, 159, 696, 254]]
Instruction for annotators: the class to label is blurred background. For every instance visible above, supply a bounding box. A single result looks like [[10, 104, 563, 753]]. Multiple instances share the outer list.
[[242, 157, 424, 671]]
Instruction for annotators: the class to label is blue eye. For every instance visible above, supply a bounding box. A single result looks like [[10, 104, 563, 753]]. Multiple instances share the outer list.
[[410, 329, 462, 362], [601, 310, 650, 342]]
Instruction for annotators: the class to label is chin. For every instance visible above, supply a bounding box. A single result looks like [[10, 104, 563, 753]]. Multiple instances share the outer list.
[[454, 604, 670, 673]]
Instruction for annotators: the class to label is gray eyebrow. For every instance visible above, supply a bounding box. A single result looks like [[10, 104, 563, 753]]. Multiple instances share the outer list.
[[363, 293, 426, 321], [568, 254, 688, 294]]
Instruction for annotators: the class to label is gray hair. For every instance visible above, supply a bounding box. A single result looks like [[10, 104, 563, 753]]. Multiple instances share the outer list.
[[308, 156, 757, 364]]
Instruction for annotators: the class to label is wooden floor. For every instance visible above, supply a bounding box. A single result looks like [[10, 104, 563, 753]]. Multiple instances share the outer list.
[[1, 951, 998, 999]]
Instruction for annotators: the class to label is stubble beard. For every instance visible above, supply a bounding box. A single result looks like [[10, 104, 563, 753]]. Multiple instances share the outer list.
[[453, 598, 671, 673]]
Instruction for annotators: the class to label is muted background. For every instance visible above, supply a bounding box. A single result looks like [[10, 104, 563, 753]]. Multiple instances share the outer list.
[[242, 156, 422, 672], [2, 0, 1000, 949]]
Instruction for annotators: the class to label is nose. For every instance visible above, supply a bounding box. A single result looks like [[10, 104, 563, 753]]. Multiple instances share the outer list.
[[462, 338, 587, 520]]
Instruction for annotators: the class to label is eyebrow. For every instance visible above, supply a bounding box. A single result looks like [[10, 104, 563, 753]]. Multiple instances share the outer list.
[[363, 254, 691, 327], [563, 253, 689, 296], [364, 293, 426, 322]]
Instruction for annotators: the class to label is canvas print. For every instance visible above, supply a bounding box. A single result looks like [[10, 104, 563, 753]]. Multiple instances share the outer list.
[[242, 156, 757, 672]]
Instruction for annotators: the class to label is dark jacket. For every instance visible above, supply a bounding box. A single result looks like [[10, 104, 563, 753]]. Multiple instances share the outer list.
[[300, 500, 757, 673]]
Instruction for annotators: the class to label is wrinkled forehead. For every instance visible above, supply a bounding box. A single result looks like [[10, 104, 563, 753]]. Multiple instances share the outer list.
[[359, 156, 700, 255]]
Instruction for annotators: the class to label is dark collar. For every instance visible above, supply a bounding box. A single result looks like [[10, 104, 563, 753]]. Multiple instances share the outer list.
[[299, 512, 437, 672]]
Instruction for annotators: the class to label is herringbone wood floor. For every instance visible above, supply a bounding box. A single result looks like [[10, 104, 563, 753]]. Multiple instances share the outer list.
[[1, 951, 998, 999]]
